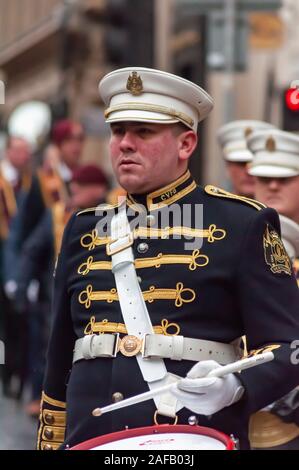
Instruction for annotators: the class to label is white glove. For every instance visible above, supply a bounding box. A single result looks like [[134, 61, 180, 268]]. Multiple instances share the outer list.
[[27, 279, 40, 303], [4, 280, 18, 300], [171, 360, 244, 416]]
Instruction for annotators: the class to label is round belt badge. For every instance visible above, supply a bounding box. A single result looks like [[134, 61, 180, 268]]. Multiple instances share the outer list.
[[119, 335, 142, 357]]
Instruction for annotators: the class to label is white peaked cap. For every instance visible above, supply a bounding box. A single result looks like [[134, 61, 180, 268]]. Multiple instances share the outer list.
[[98, 67, 214, 132], [247, 129, 299, 178], [217, 120, 277, 163], [279, 215, 299, 261]]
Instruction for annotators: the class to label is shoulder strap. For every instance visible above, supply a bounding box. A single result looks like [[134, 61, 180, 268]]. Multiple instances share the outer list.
[[108, 204, 181, 416]]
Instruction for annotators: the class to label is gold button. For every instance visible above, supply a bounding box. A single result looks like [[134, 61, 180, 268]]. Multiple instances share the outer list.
[[45, 413, 54, 425], [43, 444, 53, 451], [112, 392, 124, 403], [44, 428, 54, 440]]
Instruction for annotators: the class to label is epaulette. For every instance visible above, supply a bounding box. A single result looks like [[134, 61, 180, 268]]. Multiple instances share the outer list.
[[204, 185, 266, 211], [76, 202, 119, 216]]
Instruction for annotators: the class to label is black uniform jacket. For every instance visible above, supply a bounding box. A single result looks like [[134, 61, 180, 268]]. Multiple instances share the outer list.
[[37, 171, 299, 450]]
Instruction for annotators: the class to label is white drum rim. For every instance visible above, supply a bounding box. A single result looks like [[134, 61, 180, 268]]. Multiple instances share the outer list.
[[70, 424, 234, 451]]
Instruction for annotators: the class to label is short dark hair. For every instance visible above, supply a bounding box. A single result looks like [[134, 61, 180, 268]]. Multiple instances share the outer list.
[[171, 122, 190, 136]]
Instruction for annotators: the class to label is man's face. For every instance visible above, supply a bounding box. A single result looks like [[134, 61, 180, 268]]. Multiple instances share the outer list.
[[254, 175, 299, 223], [109, 122, 192, 194], [6, 137, 31, 170], [59, 123, 85, 169], [226, 161, 255, 198]]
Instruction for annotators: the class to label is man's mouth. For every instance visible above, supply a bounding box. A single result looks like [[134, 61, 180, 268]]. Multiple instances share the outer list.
[[265, 195, 281, 203], [119, 159, 140, 167]]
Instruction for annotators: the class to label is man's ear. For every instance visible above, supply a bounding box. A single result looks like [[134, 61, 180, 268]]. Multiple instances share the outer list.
[[177, 130, 198, 162]]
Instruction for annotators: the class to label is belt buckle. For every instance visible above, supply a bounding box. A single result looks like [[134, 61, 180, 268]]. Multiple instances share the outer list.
[[119, 335, 142, 357], [141, 333, 149, 358], [112, 333, 120, 357], [106, 233, 134, 256]]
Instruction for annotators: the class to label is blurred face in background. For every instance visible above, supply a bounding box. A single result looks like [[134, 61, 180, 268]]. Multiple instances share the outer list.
[[254, 175, 299, 224], [6, 137, 31, 171], [59, 123, 85, 170], [42, 144, 60, 172], [70, 181, 108, 210], [226, 161, 255, 198]]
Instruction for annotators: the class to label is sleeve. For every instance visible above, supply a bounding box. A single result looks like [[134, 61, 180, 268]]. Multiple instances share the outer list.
[[235, 207, 299, 414], [37, 213, 77, 450]]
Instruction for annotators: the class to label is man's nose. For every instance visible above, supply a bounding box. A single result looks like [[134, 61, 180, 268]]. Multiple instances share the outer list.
[[268, 178, 281, 190], [119, 131, 137, 152]]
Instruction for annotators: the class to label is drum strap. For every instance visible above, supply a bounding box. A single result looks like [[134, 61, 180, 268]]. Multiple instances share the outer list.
[[107, 204, 182, 417]]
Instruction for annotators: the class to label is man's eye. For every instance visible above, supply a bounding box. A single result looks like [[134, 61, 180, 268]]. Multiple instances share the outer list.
[[138, 128, 153, 134], [112, 127, 124, 135]]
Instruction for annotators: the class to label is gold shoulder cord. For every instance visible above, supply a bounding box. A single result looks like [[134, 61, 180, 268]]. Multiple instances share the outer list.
[[205, 185, 266, 211], [76, 202, 119, 216]]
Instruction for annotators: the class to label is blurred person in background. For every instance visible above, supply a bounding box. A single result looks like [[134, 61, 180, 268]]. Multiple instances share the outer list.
[[69, 164, 109, 212], [106, 185, 127, 205], [15, 164, 109, 417], [4, 122, 85, 301], [0, 136, 32, 397], [1, 121, 85, 401], [19, 119, 85, 243], [247, 128, 299, 450], [217, 120, 276, 198]]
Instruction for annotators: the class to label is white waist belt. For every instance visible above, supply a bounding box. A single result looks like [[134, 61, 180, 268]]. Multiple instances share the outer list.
[[73, 333, 241, 364]]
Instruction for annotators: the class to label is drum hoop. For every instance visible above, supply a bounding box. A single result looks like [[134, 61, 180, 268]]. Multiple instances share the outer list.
[[70, 424, 235, 450]]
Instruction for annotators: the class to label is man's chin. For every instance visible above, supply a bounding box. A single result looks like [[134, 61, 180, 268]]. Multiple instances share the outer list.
[[118, 174, 144, 194]]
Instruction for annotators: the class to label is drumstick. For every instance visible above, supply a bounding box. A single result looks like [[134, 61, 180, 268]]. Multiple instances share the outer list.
[[92, 351, 274, 417]]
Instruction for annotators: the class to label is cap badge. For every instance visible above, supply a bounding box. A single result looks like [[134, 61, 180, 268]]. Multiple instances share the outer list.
[[266, 136, 276, 152], [244, 127, 252, 138], [126, 71, 143, 96]]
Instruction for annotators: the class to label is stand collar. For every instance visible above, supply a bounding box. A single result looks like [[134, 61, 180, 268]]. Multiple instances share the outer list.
[[127, 170, 196, 211]]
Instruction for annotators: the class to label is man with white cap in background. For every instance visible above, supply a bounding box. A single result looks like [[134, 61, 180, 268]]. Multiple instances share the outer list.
[[278, 215, 299, 286], [38, 67, 299, 450], [217, 120, 276, 198], [247, 128, 299, 449]]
